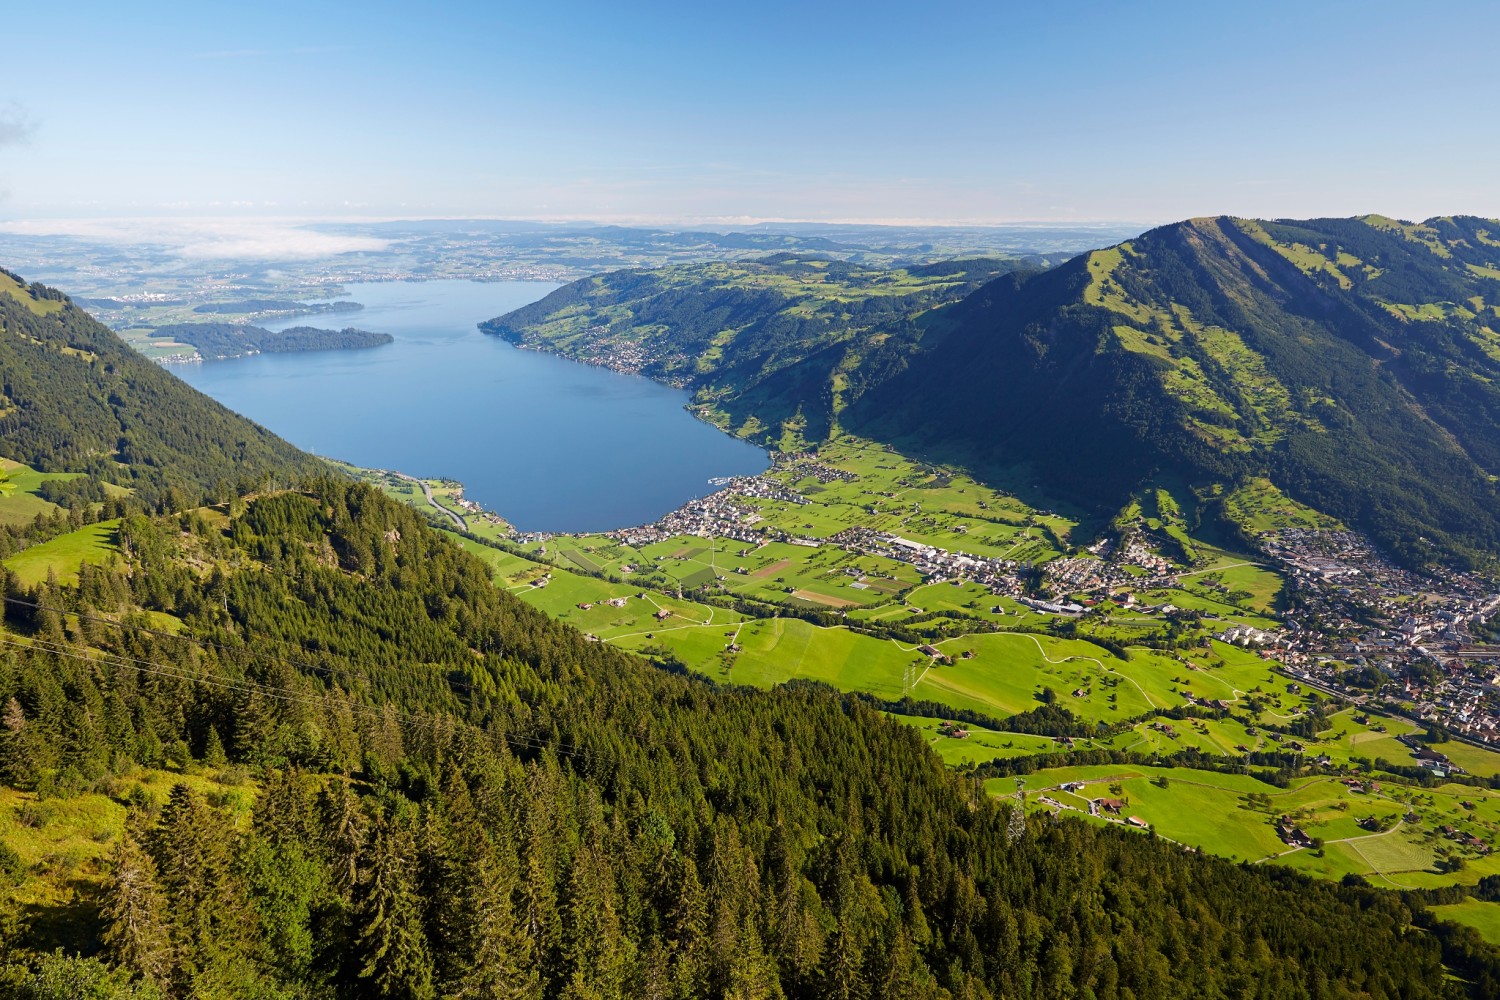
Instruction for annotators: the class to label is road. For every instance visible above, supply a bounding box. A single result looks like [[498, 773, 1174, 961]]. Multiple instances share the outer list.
[[392, 472, 467, 531]]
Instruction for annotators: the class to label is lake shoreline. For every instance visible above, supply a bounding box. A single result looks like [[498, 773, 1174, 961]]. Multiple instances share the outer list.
[[175, 279, 770, 533]]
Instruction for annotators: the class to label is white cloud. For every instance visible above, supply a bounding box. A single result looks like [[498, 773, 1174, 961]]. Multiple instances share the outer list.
[[0, 217, 389, 259]]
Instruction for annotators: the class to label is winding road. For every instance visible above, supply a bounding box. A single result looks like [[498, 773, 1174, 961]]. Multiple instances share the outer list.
[[393, 472, 467, 531]]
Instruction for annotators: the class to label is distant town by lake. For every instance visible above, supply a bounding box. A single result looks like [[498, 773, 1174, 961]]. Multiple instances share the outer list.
[[173, 280, 769, 532]]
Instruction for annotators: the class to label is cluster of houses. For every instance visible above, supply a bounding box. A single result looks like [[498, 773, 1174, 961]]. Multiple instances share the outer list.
[[1275, 816, 1314, 849], [828, 527, 1026, 594], [1090, 796, 1147, 828], [1216, 624, 1275, 646], [537, 323, 663, 377], [782, 456, 859, 485], [607, 474, 807, 549], [1439, 824, 1492, 855], [1043, 554, 1170, 598]]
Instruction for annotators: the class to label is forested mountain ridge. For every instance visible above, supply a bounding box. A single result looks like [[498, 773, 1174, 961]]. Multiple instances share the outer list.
[[492, 216, 1500, 568], [3, 478, 1496, 998], [854, 215, 1500, 568], [0, 268, 324, 510], [483, 255, 1031, 447]]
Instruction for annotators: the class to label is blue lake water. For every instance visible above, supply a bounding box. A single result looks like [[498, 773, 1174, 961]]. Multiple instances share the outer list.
[[173, 280, 769, 532]]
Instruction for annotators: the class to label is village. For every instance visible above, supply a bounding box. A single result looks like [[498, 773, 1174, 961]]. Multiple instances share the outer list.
[[1258, 528, 1500, 750]]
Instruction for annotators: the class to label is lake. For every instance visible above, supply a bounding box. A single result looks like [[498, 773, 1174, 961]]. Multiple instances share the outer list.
[[173, 280, 769, 532]]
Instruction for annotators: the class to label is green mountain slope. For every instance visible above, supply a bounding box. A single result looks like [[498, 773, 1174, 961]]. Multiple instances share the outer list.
[[851, 215, 1500, 567], [493, 217, 1500, 568], [483, 254, 1029, 447], [0, 268, 323, 507], [4, 480, 1493, 998]]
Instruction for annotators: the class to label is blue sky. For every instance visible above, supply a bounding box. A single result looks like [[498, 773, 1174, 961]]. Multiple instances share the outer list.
[[1, 0, 1497, 225]]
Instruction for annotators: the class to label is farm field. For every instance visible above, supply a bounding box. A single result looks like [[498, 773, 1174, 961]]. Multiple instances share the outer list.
[[0, 459, 75, 527], [445, 532, 741, 640], [3, 519, 120, 586], [1430, 899, 1500, 946], [889, 714, 1064, 765], [1005, 759, 1500, 888]]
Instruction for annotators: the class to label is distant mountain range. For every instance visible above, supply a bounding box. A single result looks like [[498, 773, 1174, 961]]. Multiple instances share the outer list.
[[489, 215, 1500, 569]]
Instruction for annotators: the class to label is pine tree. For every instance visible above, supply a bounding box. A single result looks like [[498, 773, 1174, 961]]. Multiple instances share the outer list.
[[449, 846, 539, 1000], [356, 815, 435, 1000], [317, 779, 368, 899], [202, 724, 227, 768], [666, 851, 709, 999], [147, 783, 255, 985], [560, 842, 628, 1000], [0, 696, 38, 789], [100, 833, 173, 989]]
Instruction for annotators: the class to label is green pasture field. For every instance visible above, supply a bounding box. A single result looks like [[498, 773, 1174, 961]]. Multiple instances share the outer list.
[[1004, 758, 1500, 889], [888, 714, 1064, 765], [3, 520, 121, 586], [620, 617, 1205, 725], [613, 535, 923, 608], [1135, 585, 1281, 628], [1220, 477, 1343, 534], [1430, 899, 1500, 946], [0, 459, 79, 527], [897, 580, 1012, 620], [1434, 739, 1500, 779], [447, 532, 744, 641], [627, 617, 921, 700], [0, 270, 64, 316], [1174, 559, 1285, 615]]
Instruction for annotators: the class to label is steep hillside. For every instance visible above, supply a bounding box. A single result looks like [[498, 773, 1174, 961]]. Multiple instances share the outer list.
[[484, 255, 1029, 447], [0, 267, 323, 507], [851, 215, 1500, 567], [2, 479, 1493, 998]]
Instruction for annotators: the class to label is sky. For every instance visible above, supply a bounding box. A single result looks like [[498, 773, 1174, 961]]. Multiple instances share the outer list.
[[0, 0, 1497, 228]]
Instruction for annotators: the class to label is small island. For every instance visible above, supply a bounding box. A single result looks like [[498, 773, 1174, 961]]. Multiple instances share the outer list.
[[150, 322, 394, 361]]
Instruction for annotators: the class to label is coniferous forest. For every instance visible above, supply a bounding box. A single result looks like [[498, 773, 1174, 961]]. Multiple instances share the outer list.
[[2, 477, 1498, 998]]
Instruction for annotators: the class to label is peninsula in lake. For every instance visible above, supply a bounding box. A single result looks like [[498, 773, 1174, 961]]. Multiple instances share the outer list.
[[151, 322, 393, 361]]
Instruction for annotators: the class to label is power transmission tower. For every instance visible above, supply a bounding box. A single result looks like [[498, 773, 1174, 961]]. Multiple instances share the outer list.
[[1008, 777, 1027, 844]]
